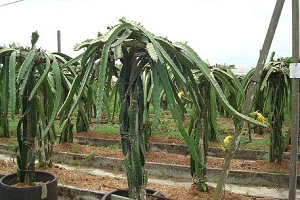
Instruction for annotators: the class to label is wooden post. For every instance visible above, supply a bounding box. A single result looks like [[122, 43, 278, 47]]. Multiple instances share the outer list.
[[57, 30, 61, 53], [289, 0, 299, 199], [213, 0, 285, 199]]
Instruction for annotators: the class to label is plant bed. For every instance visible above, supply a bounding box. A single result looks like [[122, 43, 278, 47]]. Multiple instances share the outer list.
[[75, 130, 299, 161], [74, 133, 297, 161], [73, 133, 272, 160]]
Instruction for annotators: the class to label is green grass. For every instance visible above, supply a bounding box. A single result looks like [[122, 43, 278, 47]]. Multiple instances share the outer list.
[[86, 151, 99, 160], [8, 117, 62, 138], [2, 109, 287, 153], [90, 123, 119, 135], [151, 118, 184, 140], [213, 132, 270, 151], [106, 144, 120, 150], [70, 145, 81, 154], [239, 137, 270, 151]]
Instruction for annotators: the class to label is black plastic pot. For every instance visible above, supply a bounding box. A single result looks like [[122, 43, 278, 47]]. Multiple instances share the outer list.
[[102, 188, 167, 200], [0, 171, 58, 200]]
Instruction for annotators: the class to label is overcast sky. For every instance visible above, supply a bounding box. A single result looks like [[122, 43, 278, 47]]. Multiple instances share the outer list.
[[0, 0, 297, 73]]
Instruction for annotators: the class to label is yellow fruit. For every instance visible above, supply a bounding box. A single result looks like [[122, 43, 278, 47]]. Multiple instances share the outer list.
[[249, 111, 268, 125], [223, 135, 233, 149], [178, 91, 184, 99], [256, 112, 266, 124]]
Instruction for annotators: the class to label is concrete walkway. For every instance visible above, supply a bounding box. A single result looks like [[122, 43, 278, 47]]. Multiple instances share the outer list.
[[208, 182, 300, 199]]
